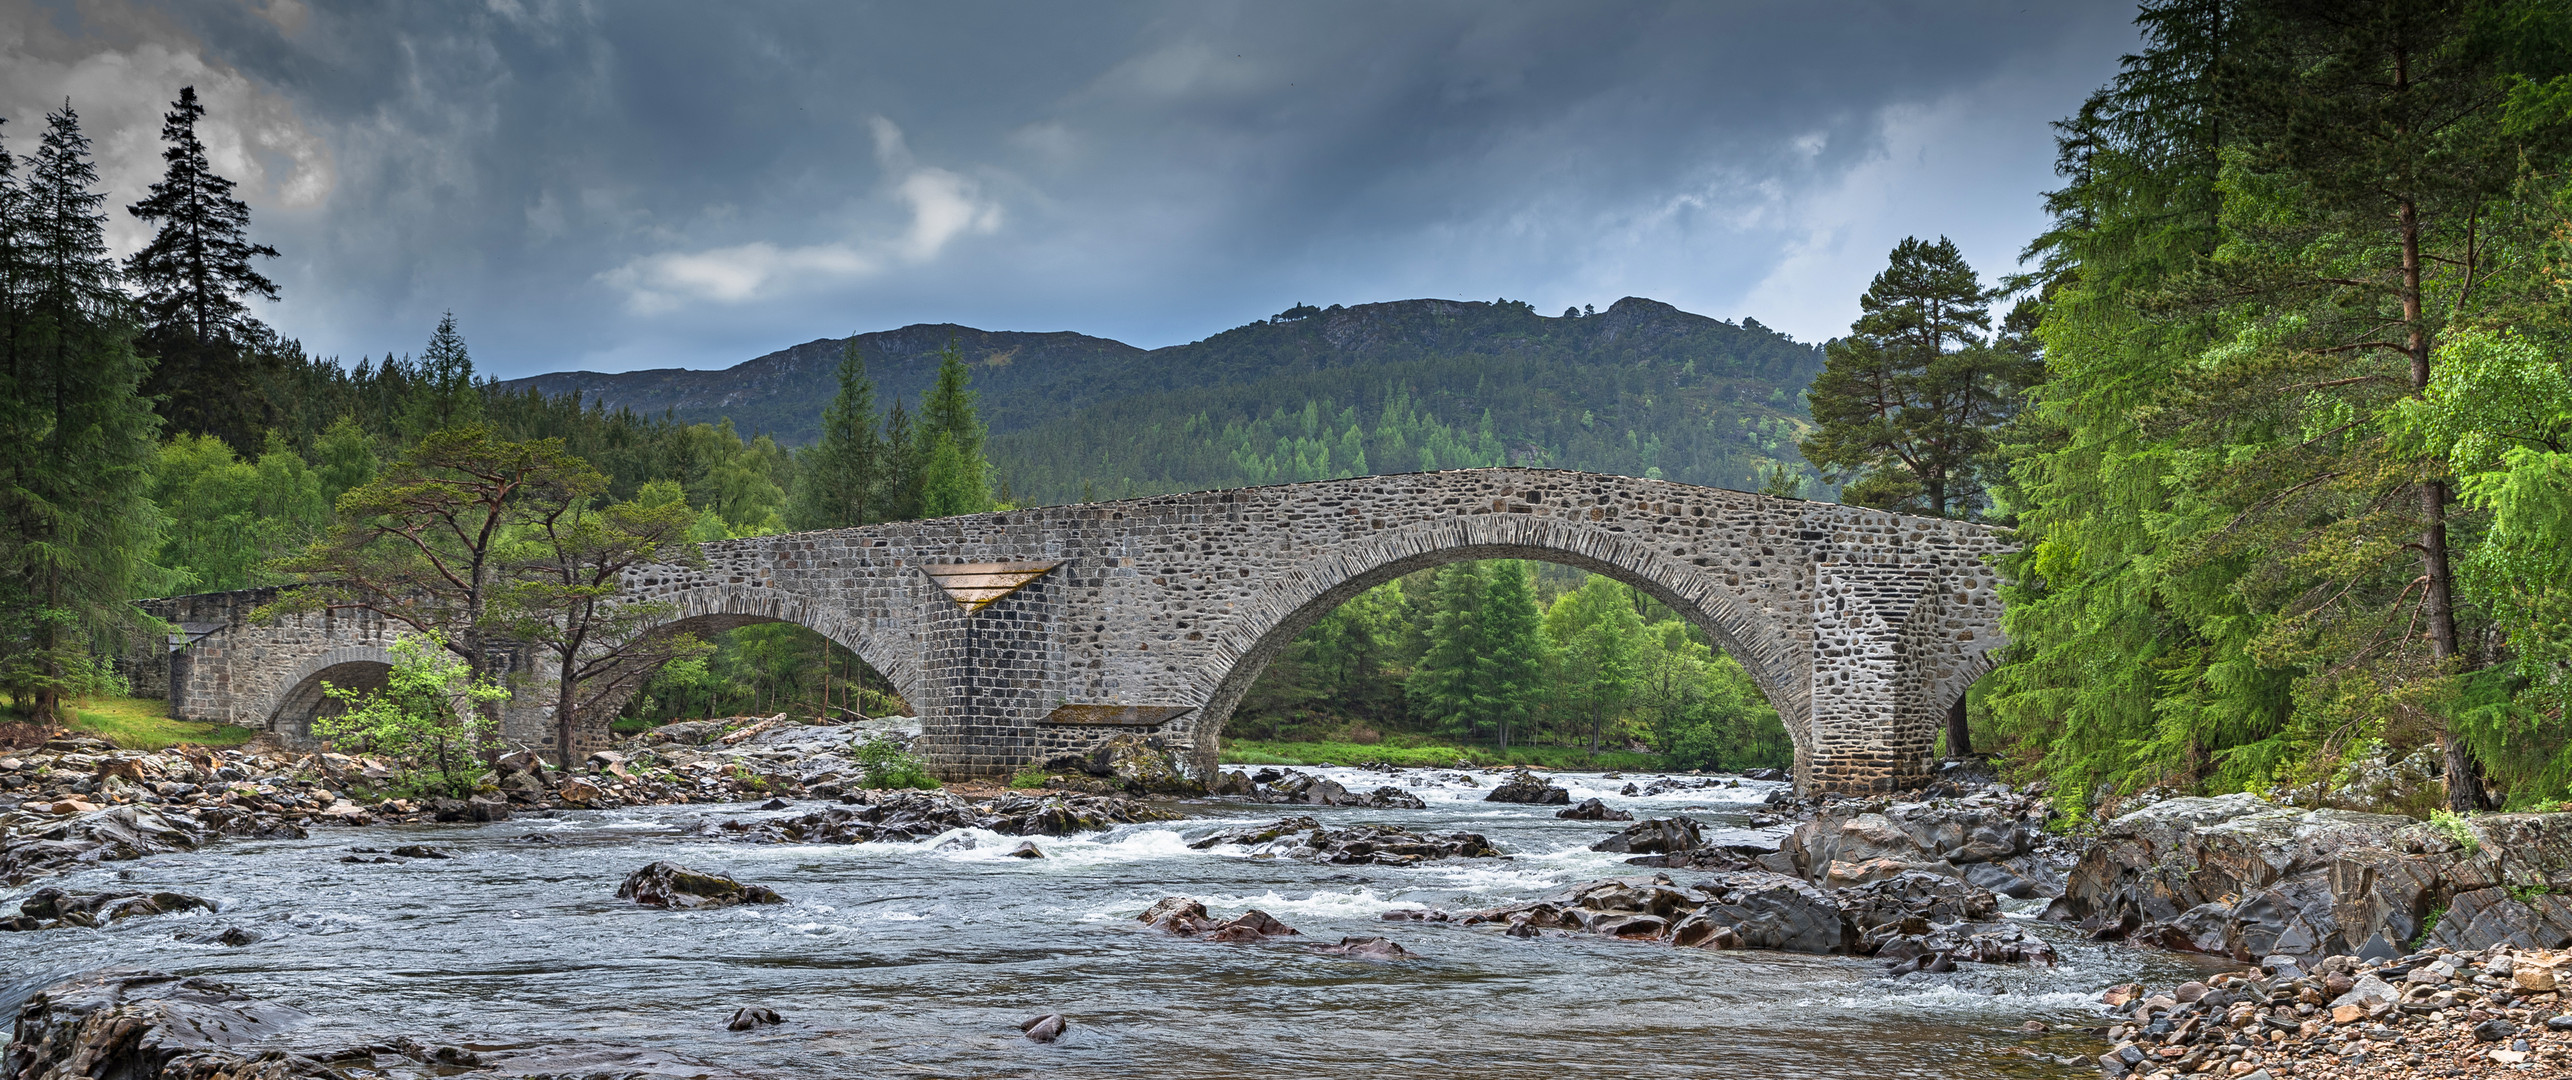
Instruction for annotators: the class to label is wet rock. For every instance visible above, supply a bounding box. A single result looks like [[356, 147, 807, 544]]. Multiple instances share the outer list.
[[2047, 794, 2572, 964], [1021, 1013, 1068, 1043], [1778, 790, 2054, 890], [1, 970, 324, 1080], [1139, 896, 1302, 941], [175, 925, 265, 947], [616, 861, 787, 909], [1483, 770, 1570, 805], [1049, 734, 1205, 796], [1186, 816, 1504, 865], [1835, 870, 2000, 936], [556, 777, 603, 806], [1209, 770, 1255, 797], [6, 886, 214, 930], [386, 845, 450, 859], [1310, 935, 1417, 960], [1006, 840, 1045, 859], [1740, 768, 1788, 782], [724, 1007, 783, 1031], [1557, 798, 1634, 821], [1362, 785, 1427, 809], [724, 790, 1179, 845], [1589, 817, 1703, 855]]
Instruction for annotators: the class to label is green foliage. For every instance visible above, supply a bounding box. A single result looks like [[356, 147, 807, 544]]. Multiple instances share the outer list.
[[0, 103, 167, 723], [313, 633, 508, 798], [1008, 763, 1049, 789], [1800, 236, 2038, 518], [2429, 810, 2482, 856], [1237, 562, 1789, 769], [786, 341, 888, 530], [853, 735, 940, 790], [147, 433, 328, 593], [1986, 0, 2572, 814], [1217, 738, 1667, 772], [61, 694, 252, 750]]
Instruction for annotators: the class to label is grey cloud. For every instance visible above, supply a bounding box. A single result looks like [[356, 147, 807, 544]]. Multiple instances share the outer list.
[[5, 0, 2139, 377]]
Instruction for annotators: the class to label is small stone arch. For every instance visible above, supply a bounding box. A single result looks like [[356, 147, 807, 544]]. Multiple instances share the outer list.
[[1180, 514, 1811, 778], [256, 646, 397, 745]]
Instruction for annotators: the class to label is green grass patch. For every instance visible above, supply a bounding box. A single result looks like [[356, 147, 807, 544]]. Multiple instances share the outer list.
[[1218, 739, 1668, 772], [62, 696, 256, 750]]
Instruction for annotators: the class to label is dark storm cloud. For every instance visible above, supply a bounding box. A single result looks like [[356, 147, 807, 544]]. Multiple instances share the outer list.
[[0, 0, 2140, 377]]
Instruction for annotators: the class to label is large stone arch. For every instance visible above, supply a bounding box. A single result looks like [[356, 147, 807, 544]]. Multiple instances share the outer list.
[[637, 583, 921, 707], [1178, 514, 1812, 777]]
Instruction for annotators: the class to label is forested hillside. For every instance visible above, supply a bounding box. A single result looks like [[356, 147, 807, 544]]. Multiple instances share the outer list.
[[497, 296, 1826, 505]]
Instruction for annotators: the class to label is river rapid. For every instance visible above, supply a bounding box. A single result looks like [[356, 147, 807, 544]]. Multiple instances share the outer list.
[[3, 767, 2225, 1079]]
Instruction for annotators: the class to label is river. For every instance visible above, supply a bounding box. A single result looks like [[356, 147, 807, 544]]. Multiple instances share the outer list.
[[4, 766, 2223, 1078]]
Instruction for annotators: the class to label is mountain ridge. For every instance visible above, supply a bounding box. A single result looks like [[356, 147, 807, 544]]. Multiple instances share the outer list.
[[496, 296, 1826, 503]]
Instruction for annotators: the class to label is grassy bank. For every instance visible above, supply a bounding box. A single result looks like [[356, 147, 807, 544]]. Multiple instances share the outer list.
[[1218, 738, 1670, 772], [61, 696, 256, 750]]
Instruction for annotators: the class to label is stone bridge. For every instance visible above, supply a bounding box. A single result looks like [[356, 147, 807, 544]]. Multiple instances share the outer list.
[[130, 468, 2011, 792]]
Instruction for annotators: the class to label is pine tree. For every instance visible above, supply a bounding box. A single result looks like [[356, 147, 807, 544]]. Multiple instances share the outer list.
[[0, 103, 164, 722], [1800, 236, 2035, 517], [126, 87, 281, 452], [785, 340, 886, 530]]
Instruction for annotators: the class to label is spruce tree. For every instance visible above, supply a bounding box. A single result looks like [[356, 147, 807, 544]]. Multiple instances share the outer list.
[[126, 87, 280, 452], [0, 103, 163, 721], [397, 313, 483, 440], [912, 341, 993, 516], [1480, 560, 1549, 752], [879, 400, 923, 522], [1405, 562, 1490, 742], [786, 340, 886, 530]]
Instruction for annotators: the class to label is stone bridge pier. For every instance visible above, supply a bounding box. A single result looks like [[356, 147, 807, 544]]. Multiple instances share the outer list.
[[133, 468, 2010, 793]]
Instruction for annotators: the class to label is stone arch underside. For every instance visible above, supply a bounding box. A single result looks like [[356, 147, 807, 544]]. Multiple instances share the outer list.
[[1180, 516, 1812, 779], [567, 585, 924, 743], [255, 646, 396, 745]]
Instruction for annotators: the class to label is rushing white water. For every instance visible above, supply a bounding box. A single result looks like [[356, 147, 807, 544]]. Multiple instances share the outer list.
[[0, 766, 2227, 1078]]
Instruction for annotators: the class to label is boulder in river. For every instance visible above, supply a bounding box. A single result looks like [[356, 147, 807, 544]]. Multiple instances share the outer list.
[[1046, 734, 1205, 797], [1589, 816, 1702, 855], [4, 886, 213, 930], [1484, 770, 1570, 805], [723, 790, 1179, 845], [724, 1007, 783, 1031], [616, 861, 787, 909], [1461, 870, 2029, 961], [1557, 798, 1634, 821], [1187, 816, 1504, 865], [1139, 896, 1303, 942], [1777, 788, 2059, 896], [1021, 1013, 1069, 1043], [1309, 935, 1419, 960]]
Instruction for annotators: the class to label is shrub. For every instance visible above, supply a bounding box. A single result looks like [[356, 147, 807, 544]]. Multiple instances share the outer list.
[[853, 735, 940, 790], [314, 633, 507, 798], [1007, 763, 1050, 789]]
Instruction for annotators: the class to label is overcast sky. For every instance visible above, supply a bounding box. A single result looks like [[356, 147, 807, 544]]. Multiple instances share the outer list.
[[3, 0, 2142, 379]]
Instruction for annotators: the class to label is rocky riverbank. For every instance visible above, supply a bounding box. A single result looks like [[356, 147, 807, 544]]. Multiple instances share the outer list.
[[2088, 945, 2572, 1078], [0, 717, 1186, 886]]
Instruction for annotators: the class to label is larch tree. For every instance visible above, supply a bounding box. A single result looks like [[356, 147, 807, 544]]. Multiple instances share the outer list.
[[125, 86, 281, 453]]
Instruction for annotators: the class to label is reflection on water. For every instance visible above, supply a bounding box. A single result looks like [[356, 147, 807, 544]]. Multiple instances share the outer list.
[[2, 767, 2209, 1078]]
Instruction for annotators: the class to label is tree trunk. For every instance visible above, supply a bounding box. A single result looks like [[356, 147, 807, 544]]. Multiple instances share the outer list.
[[2397, 195, 2481, 812], [555, 666, 580, 773], [1946, 696, 1971, 759]]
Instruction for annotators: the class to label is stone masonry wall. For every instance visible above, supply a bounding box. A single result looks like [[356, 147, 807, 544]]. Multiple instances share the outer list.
[[145, 468, 2010, 793]]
